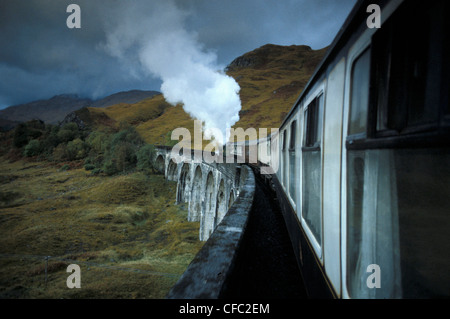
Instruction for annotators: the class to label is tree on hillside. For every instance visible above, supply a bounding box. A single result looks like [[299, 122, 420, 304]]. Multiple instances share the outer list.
[[136, 144, 156, 174], [102, 126, 145, 175]]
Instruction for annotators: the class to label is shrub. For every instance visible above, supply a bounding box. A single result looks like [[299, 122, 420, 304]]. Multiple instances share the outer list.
[[101, 127, 145, 175], [84, 164, 96, 171], [60, 164, 70, 171], [13, 124, 29, 148], [90, 168, 102, 175], [165, 130, 179, 147], [52, 143, 68, 162], [85, 150, 104, 167], [66, 138, 89, 161], [12, 120, 46, 150], [136, 144, 156, 173], [116, 142, 137, 172], [40, 125, 60, 152], [102, 159, 117, 176], [57, 123, 79, 143], [86, 130, 109, 154], [24, 139, 42, 157]]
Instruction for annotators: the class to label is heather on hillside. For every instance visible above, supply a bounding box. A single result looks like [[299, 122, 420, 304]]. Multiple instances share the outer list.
[[0, 157, 203, 298]]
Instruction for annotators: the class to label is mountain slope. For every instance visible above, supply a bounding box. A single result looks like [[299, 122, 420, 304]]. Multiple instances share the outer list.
[[0, 94, 92, 125], [226, 44, 328, 131], [0, 90, 160, 127], [80, 94, 194, 146], [90, 90, 160, 108]]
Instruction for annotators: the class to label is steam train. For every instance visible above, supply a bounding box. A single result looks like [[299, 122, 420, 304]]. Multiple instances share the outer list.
[[229, 0, 450, 298]]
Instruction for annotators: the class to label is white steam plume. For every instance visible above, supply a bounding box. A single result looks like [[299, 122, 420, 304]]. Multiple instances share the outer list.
[[101, 0, 241, 144]]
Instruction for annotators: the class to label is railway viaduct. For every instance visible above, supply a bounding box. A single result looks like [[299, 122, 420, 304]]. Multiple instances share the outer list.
[[153, 146, 257, 298], [153, 146, 251, 242]]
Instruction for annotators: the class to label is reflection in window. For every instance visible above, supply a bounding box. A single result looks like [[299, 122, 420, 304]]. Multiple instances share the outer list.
[[373, 1, 443, 133], [347, 148, 450, 298], [346, 150, 402, 298], [349, 49, 370, 136], [305, 97, 322, 147]]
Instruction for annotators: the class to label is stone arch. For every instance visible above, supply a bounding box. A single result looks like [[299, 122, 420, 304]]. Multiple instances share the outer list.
[[228, 189, 235, 209], [189, 165, 203, 222], [201, 171, 215, 241], [215, 179, 227, 228], [154, 155, 165, 175], [167, 159, 178, 181], [235, 166, 241, 190], [177, 163, 191, 203], [239, 166, 248, 190]]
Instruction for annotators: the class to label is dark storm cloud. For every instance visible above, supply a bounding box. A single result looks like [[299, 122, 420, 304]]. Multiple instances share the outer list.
[[0, 0, 159, 108], [0, 0, 356, 109], [179, 0, 357, 63]]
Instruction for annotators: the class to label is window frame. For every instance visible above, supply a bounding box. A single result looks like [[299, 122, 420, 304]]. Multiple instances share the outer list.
[[345, 0, 450, 152], [281, 129, 288, 190], [301, 88, 325, 258], [347, 47, 371, 141], [288, 120, 298, 207], [303, 95, 323, 151]]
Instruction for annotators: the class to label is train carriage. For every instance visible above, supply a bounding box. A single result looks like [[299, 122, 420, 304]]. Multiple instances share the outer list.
[[266, 0, 449, 298]]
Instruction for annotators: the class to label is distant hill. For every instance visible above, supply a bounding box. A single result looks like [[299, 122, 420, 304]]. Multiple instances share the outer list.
[[90, 90, 160, 108], [0, 90, 160, 128], [0, 94, 92, 126]]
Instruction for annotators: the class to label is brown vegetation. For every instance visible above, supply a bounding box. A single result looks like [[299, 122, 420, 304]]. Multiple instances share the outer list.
[[0, 158, 203, 298]]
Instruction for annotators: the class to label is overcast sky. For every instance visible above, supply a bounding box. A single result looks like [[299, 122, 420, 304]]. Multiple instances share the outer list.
[[0, 0, 357, 109]]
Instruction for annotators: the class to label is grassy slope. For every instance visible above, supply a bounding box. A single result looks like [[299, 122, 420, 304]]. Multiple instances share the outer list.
[[227, 44, 328, 132], [0, 158, 203, 298], [83, 44, 328, 144]]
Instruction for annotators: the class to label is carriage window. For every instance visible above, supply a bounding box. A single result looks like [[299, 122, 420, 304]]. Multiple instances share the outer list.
[[346, 0, 450, 299], [289, 121, 297, 201], [304, 97, 322, 147], [372, 1, 441, 134], [346, 46, 403, 299], [289, 121, 296, 150], [302, 94, 323, 246], [348, 49, 370, 136]]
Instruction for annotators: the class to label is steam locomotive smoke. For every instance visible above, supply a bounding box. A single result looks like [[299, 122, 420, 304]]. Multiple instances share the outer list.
[[102, 0, 241, 144]]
